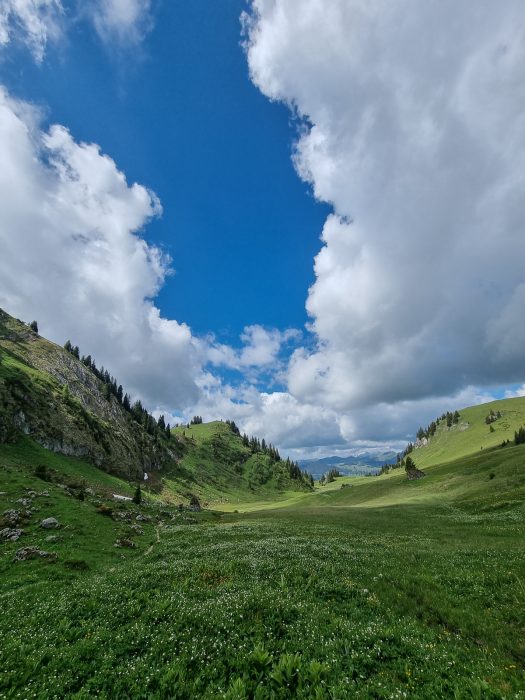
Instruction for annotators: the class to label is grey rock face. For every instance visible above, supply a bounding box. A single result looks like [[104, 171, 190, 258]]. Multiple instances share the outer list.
[[406, 468, 426, 480]]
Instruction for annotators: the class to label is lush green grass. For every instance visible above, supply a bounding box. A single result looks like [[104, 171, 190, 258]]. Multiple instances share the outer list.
[[0, 505, 523, 698], [0, 438, 212, 595], [1, 434, 524, 697], [412, 397, 525, 469]]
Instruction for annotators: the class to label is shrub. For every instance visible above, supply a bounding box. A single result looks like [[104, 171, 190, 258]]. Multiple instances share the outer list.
[[34, 464, 51, 482], [64, 559, 89, 571]]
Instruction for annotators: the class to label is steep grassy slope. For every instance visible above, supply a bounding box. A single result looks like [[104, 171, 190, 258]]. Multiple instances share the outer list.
[[411, 396, 525, 469], [0, 309, 311, 504], [0, 309, 179, 479], [167, 421, 312, 506]]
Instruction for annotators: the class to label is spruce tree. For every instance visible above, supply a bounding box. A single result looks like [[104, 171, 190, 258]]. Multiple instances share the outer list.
[[132, 484, 142, 505]]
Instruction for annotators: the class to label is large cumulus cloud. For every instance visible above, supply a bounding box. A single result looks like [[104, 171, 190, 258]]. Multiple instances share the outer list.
[[0, 87, 201, 409], [244, 0, 525, 411]]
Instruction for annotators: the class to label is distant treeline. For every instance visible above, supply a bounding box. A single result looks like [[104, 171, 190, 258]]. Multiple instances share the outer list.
[[319, 468, 341, 485]]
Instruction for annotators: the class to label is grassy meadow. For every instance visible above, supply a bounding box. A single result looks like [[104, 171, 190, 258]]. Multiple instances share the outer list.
[[1, 423, 525, 698]]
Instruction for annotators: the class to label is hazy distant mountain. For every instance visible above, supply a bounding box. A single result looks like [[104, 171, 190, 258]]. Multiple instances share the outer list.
[[298, 452, 397, 479]]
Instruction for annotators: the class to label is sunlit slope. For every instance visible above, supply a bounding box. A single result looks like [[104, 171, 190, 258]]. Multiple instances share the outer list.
[[410, 396, 525, 469], [282, 441, 525, 513]]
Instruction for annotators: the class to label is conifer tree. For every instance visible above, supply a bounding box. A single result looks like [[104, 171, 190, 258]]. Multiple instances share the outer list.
[[132, 484, 142, 505]]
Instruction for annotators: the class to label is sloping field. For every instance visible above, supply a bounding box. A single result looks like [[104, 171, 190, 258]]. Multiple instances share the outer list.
[[411, 397, 525, 469]]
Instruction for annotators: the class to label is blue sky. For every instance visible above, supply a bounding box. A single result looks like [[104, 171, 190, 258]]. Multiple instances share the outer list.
[[1, 1, 328, 339], [0, 1, 524, 458]]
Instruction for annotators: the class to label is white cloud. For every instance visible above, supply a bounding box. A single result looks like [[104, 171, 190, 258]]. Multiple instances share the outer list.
[[0, 86, 201, 410], [504, 385, 525, 400], [0, 0, 63, 61], [206, 325, 300, 375], [186, 382, 345, 453], [89, 0, 153, 46], [244, 0, 525, 412], [0, 0, 155, 62]]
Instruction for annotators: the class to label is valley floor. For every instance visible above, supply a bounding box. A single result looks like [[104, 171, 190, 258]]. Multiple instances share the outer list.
[[1, 441, 524, 698]]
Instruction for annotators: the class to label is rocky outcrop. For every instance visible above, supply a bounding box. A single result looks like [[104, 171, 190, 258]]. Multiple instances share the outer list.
[[14, 546, 57, 562], [0, 308, 181, 480], [406, 468, 426, 480], [1, 528, 23, 541]]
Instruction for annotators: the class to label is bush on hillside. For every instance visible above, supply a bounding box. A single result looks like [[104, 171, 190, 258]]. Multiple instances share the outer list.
[[514, 426, 525, 445]]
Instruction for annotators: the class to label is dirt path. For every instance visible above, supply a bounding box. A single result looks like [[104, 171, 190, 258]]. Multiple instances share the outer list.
[[144, 525, 161, 556]]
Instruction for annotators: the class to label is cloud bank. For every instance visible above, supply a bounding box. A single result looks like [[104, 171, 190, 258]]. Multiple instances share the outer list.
[[244, 0, 525, 414]]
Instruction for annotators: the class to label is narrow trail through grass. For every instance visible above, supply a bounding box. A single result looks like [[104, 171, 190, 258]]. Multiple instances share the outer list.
[[144, 525, 161, 556]]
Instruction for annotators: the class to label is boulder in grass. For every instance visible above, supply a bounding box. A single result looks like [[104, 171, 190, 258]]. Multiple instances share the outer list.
[[135, 514, 151, 523], [14, 546, 57, 562], [1, 528, 23, 541], [406, 468, 426, 480], [17, 497, 32, 508], [188, 495, 202, 512], [115, 538, 135, 548], [40, 517, 59, 529], [3, 510, 22, 526]]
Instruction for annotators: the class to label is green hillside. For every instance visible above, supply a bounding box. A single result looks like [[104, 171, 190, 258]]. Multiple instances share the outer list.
[[0, 309, 179, 479], [0, 308, 311, 505], [300, 440, 525, 514], [410, 397, 525, 469], [167, 421, 312, 506]]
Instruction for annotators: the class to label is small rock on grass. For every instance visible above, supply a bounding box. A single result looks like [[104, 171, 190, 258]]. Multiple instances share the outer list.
[[3, 510, 22, 526], [136, 514, 151, 522], [1, 528, 23, 541], [40, 517, 60, 529], [14, 546, 57, 562], [115, 538, 135, 548]]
